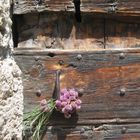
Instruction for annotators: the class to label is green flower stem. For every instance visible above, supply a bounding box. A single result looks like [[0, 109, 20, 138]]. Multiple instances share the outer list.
[[23, 99, 56, 140]]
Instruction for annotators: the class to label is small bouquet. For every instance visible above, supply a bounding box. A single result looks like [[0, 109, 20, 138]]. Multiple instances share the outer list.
[[56, 88, 82, 118], [23, 88, 82, 140]]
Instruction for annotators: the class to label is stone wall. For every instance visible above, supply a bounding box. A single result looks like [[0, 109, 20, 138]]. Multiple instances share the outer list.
[[0, 0, 23, 139]]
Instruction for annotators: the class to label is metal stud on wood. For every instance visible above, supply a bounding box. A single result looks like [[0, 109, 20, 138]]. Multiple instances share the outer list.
[[119, 53, 125, 59], [120, 88, 126, 96]]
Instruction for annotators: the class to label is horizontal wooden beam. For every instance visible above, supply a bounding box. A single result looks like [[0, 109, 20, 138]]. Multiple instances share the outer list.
[[13, 0, 140, 16], [14, 14, 105, 50], [14, 49, 140, 125], [13, 48, 140, 55], [26, 124, 140, 140], [14, 13, 140, 50]]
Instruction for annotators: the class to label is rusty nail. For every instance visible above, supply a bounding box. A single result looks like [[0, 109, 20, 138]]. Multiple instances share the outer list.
[[119, 53, 125, 59], [76, 54, 82, 60], [36, 90, 42, 97], [120, 88, 126, 96], [121, 127, 127, 134], [58, 60, 64, 65]]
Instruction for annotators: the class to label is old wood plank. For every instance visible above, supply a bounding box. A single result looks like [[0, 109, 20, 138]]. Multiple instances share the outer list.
[[24, 124, 140, 140], [13, 0, 74, 14], [14, 13, 140, 50], [117, 0, 140, 15], [81, 0, 140, 16], [105, 17, 140, 49], [15, 13, 104, 50], [13, 0, 140, 16], [104, 134, 140, 140], [14, 49, 140, 125], [13, 48, 140, 55]]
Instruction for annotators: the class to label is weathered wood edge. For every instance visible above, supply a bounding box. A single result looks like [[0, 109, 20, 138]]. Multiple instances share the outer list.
[[24, 124, 140, 139], [48, 118, 140, 126], [43, 124, 140, 139], [13, 48, 140, 56], [13, 9, 140, 17], [13, 10, 140, 17], [13, 2, 140, 17]]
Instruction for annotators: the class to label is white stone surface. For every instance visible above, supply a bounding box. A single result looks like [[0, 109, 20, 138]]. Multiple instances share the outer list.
[[0, 0, 23, 139]]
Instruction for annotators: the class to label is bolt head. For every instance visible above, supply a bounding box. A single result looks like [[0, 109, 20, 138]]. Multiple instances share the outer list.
[[80, 128, 85, 133], [120, 88, 126, 96], [121, 127, 127, 134], [78, 88, 84, 96], [36, 90, 42, 97], [58, 60, 64, 65], [35, 56, 39, 61], [76, 54, 82, 60], [119, 53, 125, 59]]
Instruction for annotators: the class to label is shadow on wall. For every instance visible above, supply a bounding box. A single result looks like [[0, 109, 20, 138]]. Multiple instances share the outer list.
[[41, 111, 79, 140]]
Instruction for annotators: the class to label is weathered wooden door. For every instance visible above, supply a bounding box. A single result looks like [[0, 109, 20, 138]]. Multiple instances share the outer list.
[[13, 0, 140, 139]]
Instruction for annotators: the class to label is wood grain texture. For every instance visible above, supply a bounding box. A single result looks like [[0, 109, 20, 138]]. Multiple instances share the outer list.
[[13, 0, 74, 14], [15, 13, 104, 50], [24, 124, 140, 140], [105, 134, 140, 140], [14, 49, 140, 125], [81, 0, 140, 16], [13, 0, 140, 16], [105, 18, 140, 49], [14, 13, 140, 50]]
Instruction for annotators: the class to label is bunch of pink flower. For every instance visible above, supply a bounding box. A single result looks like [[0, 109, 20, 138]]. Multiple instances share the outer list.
[[55, 88, 82, 118], [40, 99, 50, 112], [40, 98, 55, 113]]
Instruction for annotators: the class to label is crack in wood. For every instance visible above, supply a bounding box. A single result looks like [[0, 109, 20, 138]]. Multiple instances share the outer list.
[[73, 0, 81, 22]]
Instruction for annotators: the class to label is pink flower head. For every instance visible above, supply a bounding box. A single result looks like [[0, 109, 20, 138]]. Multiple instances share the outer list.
[[40, 99, 47, 106], [76, 104, 81, 110], [71, 101, 77, 109], [40, 104, 50, 112], [60, 96, 67, 101], [61, 101, 68, 107], [76, 99, 82, 105], [65, 104, 72, 112], [55, 100, 62, 107], [69, 89, 78, 97], [62, 107, 68, 114], [69, 96, 76, 101], [60, 88, 68, 95], [64, 92, 70, 99]]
